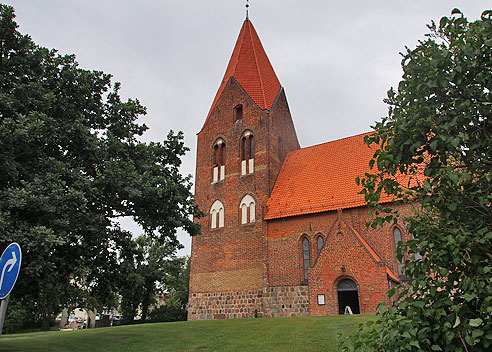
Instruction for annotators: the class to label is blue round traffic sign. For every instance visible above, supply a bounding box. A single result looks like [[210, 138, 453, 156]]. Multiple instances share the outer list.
[[0, 243, 22, 299]]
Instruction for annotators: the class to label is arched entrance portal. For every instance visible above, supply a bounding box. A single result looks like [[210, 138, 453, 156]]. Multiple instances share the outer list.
[[337, 278, 360, 314]]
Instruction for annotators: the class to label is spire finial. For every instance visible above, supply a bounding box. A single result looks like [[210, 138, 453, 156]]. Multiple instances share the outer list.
[[246, 0, 249, 20]]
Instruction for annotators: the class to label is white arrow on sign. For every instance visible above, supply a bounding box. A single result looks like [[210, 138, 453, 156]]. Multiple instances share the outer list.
[[0, 251, 17, 290]]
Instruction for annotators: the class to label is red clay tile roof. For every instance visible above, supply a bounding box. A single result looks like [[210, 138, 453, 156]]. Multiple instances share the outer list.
[[265, 132, 397, 220], [205, 19, 281, 122]]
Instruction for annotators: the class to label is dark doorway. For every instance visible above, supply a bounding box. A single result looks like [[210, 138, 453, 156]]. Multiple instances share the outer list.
[[337, 279, 360, 314]]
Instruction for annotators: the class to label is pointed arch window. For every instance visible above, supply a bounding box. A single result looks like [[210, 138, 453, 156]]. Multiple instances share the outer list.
[[239, 194, 255, 224], [302, 237, 310, 282], [393, 227, 404, 276], [240, 131, 254, 175], [213, 138, 226, 183], [234, 105, 243, 122], [210, 200, 224, 229], [316, 235, 324, 256]]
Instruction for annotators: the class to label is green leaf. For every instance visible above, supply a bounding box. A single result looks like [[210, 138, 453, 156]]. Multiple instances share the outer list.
[[472, 329, 484, 338], [448, 173, 459, 184], [470, 318, 483, 327], [427, 80, 438, 88], [481, 10, 492, 20], [446, 331, 455, 344], [409, 340, 420, 348], [439, 17, 448, 28], [453, 316, 461, 328], [462, 293, 476, 302], [431, 345, 442, 351]]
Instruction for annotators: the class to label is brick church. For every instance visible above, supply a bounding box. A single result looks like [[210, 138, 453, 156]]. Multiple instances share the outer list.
[[188, 18, 411, 320]]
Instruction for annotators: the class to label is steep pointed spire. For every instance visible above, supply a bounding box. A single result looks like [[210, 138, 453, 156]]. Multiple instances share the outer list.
[[206, 19, 281, 120]]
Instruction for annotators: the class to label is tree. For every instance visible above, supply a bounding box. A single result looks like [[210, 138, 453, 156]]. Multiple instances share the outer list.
[[149, 256, 190, 323], [341, 9, 492, 352], [0, 5, 200, 331], [119, 235, 184, 324]]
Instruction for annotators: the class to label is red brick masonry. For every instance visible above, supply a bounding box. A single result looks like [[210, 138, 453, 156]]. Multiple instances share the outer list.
[[189, 18, 409, 320]]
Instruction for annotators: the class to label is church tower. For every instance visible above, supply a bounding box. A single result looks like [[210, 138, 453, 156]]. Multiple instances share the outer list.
[[188, 19, 299, 320]]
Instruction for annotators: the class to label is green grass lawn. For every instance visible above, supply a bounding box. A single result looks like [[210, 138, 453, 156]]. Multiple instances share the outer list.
[[0, 315, 372, 352]]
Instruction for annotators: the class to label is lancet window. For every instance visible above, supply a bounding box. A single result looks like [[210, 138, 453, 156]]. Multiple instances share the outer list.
[[239, 194, 255, 224], [302, 237, 310, 282], [234, 104, 243, 121], [240, 130, 254, 175], [316, 235, 324, 256], [393, 227, 404, 275], [213, 138, 226, 183], [210, 200, 224, 229]]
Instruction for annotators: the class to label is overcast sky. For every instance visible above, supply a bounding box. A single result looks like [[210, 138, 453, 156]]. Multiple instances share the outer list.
[[6, 1, 489, 255]]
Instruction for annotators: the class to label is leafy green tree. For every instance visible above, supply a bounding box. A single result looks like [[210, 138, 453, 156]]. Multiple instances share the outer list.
[[119, 235, 184, 324], [343, 9, 492, 351], [0, 4, 200, 331], [149, 256, 190, 323], [341, 9, 492, 351]]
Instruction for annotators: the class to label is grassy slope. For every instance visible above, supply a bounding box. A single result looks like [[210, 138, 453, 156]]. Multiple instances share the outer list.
[[0, 315, 373, 352]]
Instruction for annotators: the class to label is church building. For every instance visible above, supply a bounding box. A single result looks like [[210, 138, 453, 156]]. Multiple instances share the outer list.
[[188, 18, 411, 320]]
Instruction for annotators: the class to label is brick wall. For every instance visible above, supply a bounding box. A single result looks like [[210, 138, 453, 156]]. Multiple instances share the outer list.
[[190, 80, 269, 295], [190, 79, 300, 309], [307, 217, 390, 315], [266, 206, 413, 315], [266, 205, 413, 287], [265, 88, 300, 194], [190, 71, 413, 320]]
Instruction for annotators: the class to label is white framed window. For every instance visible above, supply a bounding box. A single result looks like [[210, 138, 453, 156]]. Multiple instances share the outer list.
[[239, 194, 255, 224], [210, 200, 224, 229], [213, 138, 226, 183], [317, 294, 325, 305], [240, 131, 254, 175]]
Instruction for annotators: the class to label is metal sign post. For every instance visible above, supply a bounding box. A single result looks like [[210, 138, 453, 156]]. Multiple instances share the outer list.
[[0, 243, 22, 337], [0, 295, 9, 335]]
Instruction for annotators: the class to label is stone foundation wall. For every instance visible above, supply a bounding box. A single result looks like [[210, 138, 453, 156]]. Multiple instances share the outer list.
[[260, 285, 310, 318], [188, 289, 263, 320], [188, 285, 310, 320]]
